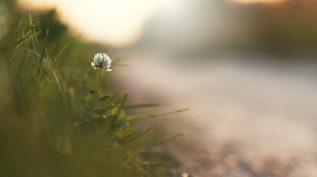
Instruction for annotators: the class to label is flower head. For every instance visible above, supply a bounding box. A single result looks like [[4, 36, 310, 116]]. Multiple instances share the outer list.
[[91, 53, 112, 71]]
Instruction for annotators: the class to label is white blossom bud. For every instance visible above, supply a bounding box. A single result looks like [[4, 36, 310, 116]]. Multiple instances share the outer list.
[[91, 53, 112, 71]]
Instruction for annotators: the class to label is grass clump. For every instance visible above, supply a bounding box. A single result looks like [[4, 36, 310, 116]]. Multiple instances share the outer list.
[[0, 2, 178, 177]]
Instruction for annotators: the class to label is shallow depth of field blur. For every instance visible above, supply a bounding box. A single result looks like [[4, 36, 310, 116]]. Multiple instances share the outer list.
[[3, 0, 317, 176]]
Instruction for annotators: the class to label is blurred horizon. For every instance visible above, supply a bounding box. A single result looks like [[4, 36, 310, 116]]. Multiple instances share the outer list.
[[17, 0, 317, 57]]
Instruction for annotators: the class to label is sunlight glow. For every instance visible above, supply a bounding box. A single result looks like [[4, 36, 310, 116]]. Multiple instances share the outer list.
[[18, 0, 161, 47]]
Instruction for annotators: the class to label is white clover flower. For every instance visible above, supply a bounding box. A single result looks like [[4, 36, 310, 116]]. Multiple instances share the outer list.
[[91, 53, 112, 71]]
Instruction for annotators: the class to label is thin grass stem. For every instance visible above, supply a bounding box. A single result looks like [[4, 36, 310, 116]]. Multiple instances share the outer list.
[[97, 67, 103, 100]]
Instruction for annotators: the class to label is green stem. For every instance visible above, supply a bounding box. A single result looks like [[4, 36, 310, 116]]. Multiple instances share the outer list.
[[97, 67, 103, 100]]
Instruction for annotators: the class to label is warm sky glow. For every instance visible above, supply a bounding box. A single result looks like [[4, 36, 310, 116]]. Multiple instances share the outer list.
[[17, 0, 287, 47], [229, 0, 287, 4], [18, 0, 161, 47]]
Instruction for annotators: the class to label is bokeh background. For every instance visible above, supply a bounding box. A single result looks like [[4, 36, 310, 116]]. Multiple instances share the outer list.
[[5, 0, 317, 176]]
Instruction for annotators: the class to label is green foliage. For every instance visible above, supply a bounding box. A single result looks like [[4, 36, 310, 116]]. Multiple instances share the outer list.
[[0, 3, 178, 177]]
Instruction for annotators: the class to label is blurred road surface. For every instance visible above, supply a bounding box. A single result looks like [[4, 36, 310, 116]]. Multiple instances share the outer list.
[[114, 52, 317, 177]]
